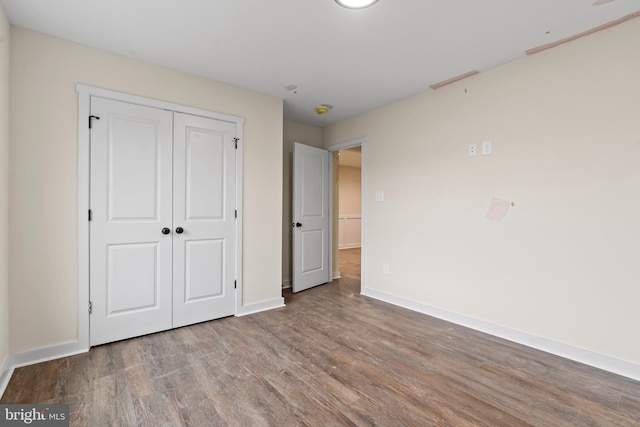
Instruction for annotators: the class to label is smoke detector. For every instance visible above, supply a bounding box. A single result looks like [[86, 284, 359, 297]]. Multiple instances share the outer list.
[[315, 104, 334, 115]]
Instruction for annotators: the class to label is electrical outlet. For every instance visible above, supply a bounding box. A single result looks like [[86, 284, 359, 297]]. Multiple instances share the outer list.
[[468, 143, 477, 156], [482, 140, 492, 155], [375, 191, 384, 202]]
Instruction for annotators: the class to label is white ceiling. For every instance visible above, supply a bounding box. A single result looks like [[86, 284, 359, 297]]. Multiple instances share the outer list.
[[1, 0, 638, 127]]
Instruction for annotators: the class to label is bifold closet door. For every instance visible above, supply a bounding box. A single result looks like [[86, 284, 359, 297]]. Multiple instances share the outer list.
[[89, 97, 174, 346]]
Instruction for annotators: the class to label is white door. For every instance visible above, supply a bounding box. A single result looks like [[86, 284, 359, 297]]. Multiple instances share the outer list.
[[90, 98, 237, 346], [172, 113, 237, 327], [89, 98, 174, 345], [292, 143, 330, 292]]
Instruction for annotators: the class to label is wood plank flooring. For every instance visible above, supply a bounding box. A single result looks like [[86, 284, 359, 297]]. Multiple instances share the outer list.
[[338, 247, 361, 280], [3, 248, 640, 425]]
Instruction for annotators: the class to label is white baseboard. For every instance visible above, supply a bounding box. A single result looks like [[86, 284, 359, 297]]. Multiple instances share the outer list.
[[10, 341, 88, 369], [338, 245, 361, 250], [282, 280, 291, 289], [333, 271, 341, 280], [361, 287, 640, 382], [0, 341, 88, 398], [236, 297, 285, 317], [0, 354, 14, 399]]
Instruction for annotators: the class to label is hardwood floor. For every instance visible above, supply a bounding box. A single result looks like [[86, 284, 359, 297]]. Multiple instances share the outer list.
[[3, 253, 639, 425], [338, 248, 361, 281]]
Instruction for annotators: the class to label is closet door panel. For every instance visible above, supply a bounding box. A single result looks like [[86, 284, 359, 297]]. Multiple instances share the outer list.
[[172, 113, 237, 327], [89, 97, 173, 346]]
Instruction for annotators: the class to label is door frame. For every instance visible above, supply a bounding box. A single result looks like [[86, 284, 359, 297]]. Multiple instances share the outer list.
[[76, 84, 244, 351], [327, 136, 366, 290]]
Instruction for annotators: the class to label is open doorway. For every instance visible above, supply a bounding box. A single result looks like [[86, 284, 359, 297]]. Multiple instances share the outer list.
[[288, 138, 364, 295], [332, 144, 362, 292]]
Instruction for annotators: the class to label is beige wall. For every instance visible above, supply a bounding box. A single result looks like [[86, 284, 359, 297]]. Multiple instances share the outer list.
[[338, 166, 361, 216], [324, 18, 640, 365], [282, 120, 323, 284], [9, 27, 283, 353], [0, 5, 9, 369]]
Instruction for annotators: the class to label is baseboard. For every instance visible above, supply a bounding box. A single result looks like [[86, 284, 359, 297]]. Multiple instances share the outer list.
[[10, 341, 87, 369], [333, 271, 341, 280], [361, 287, 640, 382], [0, 341, 88, 399], [236, 297, 285, 317], [0, 354, 14, 399]]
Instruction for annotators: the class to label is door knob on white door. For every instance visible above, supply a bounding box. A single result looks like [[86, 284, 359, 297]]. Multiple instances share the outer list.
[[161, 227, 171, 235], [175, 227, 184, 234]]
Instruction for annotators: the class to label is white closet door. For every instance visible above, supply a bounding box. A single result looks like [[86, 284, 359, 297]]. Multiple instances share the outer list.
[[89, 97, 174, 346], [172, 113, 237, 327]]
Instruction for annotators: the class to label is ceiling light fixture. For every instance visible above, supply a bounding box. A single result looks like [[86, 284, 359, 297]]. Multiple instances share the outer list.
[[335, 0, 379, 9]]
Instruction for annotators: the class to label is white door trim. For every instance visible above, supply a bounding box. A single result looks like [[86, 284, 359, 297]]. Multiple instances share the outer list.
[[76, 84, 244, 351], [326, 137, 366, 291]]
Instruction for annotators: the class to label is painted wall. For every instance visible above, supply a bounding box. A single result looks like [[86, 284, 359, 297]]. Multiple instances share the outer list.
[[0, 5, 10, 371], [9, 27, 283, 353], [323, 18, 640, 365], [338, 166, 361, 216], [338, 165, 361, 249], [282, 120, 323, 284]]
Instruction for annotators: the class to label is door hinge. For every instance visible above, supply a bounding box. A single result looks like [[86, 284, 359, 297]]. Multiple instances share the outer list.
[[88, 301, 92, 314], [89, 115, 100, 129], [235, 209, 237, 218], [234, 280, 237, 289], [234, 138, 239, 149], [88, 209, 92, 221]]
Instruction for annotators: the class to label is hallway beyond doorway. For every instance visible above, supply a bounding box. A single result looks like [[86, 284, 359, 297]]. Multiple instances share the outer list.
[[338, 248, 360, 281]]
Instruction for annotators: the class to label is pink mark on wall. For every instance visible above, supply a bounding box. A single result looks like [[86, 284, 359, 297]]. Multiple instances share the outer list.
[[486, 198, 511, 221]]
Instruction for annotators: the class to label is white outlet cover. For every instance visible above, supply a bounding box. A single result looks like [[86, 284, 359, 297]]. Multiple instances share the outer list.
[[375, 191, 384, 201], [482, 140, 492, 155]]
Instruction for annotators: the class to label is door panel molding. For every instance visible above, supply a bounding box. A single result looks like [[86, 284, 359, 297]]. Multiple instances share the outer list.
[[77, 84, 244, 350]]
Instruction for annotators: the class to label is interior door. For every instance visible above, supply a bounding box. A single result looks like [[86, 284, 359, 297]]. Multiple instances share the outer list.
[[89, 97, 174, 346], [292, 143, 330, 292], [172, 113, 237, 327]]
